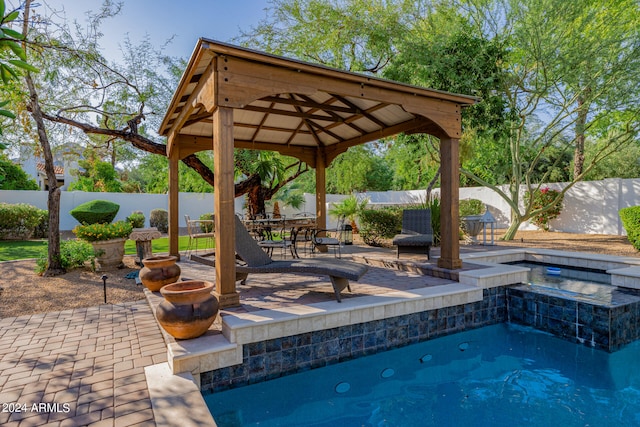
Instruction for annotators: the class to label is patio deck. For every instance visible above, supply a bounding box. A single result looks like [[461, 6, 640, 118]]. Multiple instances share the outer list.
[[4, 243, 640, 426]]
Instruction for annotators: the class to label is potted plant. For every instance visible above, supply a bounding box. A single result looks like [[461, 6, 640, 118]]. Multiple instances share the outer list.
[[73, 221, 133, 270]]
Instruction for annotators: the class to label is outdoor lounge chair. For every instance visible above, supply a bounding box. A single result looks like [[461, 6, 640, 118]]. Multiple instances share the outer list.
[[232, 215, 368, 302], [392, 209, 433, 259]]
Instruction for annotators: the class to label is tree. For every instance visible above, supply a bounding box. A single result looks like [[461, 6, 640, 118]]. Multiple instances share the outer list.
[[326, 144, 393, 194], [68, 150, 122, 192], [456, 0, 640, 239], [0, 154, 38, 189]]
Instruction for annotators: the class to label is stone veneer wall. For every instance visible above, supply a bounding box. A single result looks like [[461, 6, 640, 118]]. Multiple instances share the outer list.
[[508, 285, 640, 352], [201, 287, 508, 393]]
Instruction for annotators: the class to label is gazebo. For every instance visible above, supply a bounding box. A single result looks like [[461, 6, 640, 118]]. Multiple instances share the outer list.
[[159, 39, 477, 308]]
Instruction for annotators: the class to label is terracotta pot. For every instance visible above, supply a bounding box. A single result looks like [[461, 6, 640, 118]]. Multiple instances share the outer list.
[[156, 280, 218, 340], [140, 255, 181, 291], [91, 238, 127, 271]]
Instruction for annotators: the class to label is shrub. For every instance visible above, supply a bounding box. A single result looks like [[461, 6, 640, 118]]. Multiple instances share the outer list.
[[425, 198, 441, 246], [525, 187, 564, 231], [35, 239, 96, 274], [70, 200, 120, 225], [73, 221, 133, 242], [149, 209, 168, 233], [126, 211, 145, 228], [199, 213, 214, 233], [459, 199, 484, 218], [0, 203, 45, 240], [0, 155, 39, 190], [359, 208, 402, 246], [32, 209, 49, 239], [620, 206, 640, 251]]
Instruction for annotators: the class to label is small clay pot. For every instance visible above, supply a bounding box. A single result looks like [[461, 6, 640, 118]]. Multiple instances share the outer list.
[[156, 280, 218, 340], [140, 255, 181, 291]]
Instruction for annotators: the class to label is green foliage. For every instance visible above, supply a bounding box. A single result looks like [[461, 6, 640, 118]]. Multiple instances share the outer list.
[[68, 153, 123, 192], [525, 187, 564, 231], [35, 239, 95, 274], [425, 198, 441, 246], [327, 145, 393, 193], [0, 155, 39, 189], [359, 208, 402, 247], [199, 213, 214, 233], [149, 209, 168, 233], [70, 200, 120, 225], [0, 0, 38, 136], [459, 199, 484, 218], [0, 203, 46, 239], [620, 206, 640, 251], [32, 208, 48, 239], [126, 211, 145, 228], [329, 195, 368, 221], [73, 220, 132, 242]]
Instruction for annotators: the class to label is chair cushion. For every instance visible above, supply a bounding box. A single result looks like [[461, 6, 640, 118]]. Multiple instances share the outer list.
[[392, 233, 433, 246]]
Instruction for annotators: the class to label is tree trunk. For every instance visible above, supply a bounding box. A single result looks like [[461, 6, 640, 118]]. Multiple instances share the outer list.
[[573, 89, 590, 179], [23, 0, 64, 275]]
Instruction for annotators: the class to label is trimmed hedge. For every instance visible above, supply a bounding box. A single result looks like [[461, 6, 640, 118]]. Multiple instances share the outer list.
[[150, 209, 168, 233], [70, 200, 120, 225], [126, 211, 145, 228], [359, 208, 402, 247], [0, 203, 47, 240], [620, 206, 640, 251], [0, 203, 43, 239]]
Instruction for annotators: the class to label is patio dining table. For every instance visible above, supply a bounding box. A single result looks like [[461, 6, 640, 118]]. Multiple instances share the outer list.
[[242, 216, 316, 258]]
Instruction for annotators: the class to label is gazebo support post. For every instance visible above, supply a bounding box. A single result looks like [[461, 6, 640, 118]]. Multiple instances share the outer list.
[[315, 152, 328, 252], [438, 137, 462, 270], [213, 106, 240, 308], [168, 152, 180, 259]]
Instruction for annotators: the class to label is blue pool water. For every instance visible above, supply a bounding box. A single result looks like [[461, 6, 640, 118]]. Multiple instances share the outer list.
[[204, 323, 640, 426]]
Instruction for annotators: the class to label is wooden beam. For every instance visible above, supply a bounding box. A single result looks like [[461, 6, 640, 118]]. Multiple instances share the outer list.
[[213, 107, 240, 307], [323, 117, 431, 164], [437, 137, 462, 270], [168, 150, 180, 258]]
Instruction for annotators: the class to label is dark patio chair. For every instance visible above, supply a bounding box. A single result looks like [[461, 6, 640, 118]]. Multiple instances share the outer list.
[[392, 209, 433, 259]]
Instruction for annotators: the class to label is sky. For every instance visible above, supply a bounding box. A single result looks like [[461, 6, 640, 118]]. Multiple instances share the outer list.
[[34, 0, 271, 61]]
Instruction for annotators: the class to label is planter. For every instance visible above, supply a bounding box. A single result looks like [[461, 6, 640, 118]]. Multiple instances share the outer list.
[[140, 255, 181, 292], [91, 238, 127, 270], [156, 280, 218, 340], [462, 215, 483, 243]]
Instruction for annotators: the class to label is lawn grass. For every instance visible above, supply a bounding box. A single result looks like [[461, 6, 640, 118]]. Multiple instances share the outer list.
[[0, 236, 215, 261]]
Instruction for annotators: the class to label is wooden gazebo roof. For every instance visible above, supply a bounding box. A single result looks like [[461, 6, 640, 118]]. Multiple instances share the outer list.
[[160, 39, 477, 308], [159, 39, 476, 163]]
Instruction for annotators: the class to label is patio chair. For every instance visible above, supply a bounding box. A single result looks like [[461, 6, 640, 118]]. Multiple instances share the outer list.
[[311, 216, 345, 258], [184, 215, 215, 255], [392, 209, 433, 259], [232, 215, 368, 302]]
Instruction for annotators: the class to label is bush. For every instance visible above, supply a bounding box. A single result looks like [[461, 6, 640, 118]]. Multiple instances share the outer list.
[[32, 209, 49, 239], [425, 198, 441, 246], [359, 208, 402, 247], [126, 211, 145, 228], [199, 213, 214, 233], [149, 209, 168, 233], [70, 200, 120, 225], [0, 203, 46, 240], [0, 155, 39, 190], [73, 221, 133, 242], [525, 187, 564, 231], [620, 206, 640, 251], [459, 199, 484, 217], [35, 239, 96, 274]]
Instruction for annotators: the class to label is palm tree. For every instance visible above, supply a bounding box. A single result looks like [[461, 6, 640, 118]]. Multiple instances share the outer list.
[[329, 195, 368, 233]]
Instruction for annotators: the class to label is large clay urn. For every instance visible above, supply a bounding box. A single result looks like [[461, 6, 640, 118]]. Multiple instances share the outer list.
[[140, 255, 181, 291], [92, 238, 127, 271], [156, 280, 218, 340]]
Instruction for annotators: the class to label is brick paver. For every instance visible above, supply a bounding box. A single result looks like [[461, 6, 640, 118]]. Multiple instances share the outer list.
[[0, 301, 167, 426]]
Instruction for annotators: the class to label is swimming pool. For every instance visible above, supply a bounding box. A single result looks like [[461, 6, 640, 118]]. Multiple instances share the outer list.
[[204, 323, 640, 426]]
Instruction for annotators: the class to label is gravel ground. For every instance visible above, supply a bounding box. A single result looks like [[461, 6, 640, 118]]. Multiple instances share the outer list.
[[0, 230, 638, 318]]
